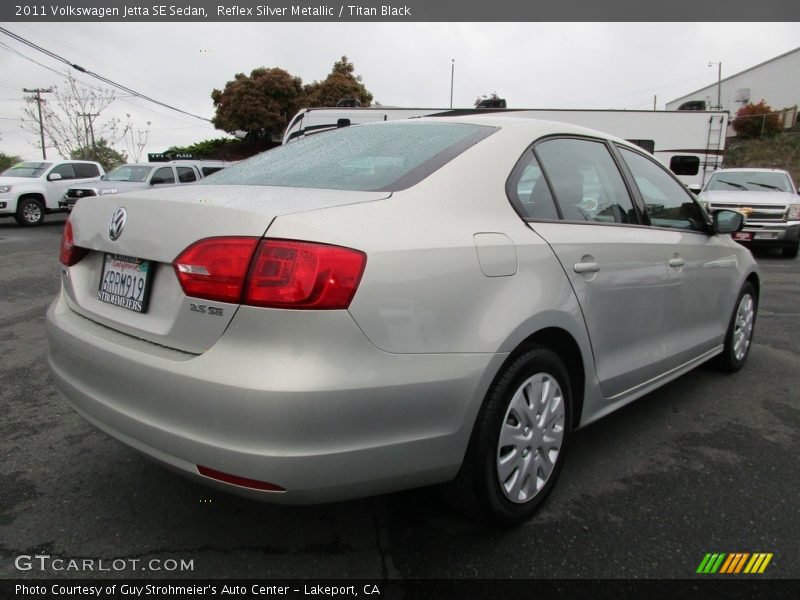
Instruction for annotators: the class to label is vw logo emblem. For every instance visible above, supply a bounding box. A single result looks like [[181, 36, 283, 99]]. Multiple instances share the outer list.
[[109, 207, 127, 241]]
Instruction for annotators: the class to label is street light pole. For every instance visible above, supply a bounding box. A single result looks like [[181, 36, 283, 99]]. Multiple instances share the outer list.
[[450, 59, 454, 109], [708, 61, 722, 110]]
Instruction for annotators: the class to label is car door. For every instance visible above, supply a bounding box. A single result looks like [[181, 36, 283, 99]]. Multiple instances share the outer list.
[[615, 145, 741, 369], [44, 163, 79, 207], [519, 137, 671, 399]]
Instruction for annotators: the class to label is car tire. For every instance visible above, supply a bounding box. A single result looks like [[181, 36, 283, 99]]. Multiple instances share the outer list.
[[15, 197, 45, 227], [714, 282, 757, 372], [442, 345, 572, 525], [781, 242, 799, 259]]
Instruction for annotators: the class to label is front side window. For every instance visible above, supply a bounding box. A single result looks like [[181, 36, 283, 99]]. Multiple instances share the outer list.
[[151, 167, 175, 185], [50, 163, 76, 180], [202, 122, 497, 192], [535, 138, 638, 225], [619, 146, 706, 231], [177, 167, 198, 183]]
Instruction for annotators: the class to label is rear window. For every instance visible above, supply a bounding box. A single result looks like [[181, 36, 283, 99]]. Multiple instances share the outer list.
[[201, 122, 496, 192]]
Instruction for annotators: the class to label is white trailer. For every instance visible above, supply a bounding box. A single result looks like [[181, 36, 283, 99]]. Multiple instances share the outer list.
[[283, 107, 728, 191]]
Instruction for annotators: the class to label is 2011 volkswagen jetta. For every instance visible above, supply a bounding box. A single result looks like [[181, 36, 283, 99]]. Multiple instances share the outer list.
[[47, 117, 758, 523]]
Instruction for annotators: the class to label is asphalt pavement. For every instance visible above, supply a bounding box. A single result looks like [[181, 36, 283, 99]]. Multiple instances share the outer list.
[[1, 214, 798, 580]]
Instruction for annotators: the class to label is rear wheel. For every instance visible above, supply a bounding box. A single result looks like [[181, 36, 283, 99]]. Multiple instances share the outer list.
[[781, 242, 799, 259], [15, 197, 45, 226], [714, 282, 757, 372], [442, 346, 572, 525]]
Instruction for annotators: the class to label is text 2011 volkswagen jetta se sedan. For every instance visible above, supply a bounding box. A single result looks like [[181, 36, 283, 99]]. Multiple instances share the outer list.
[[47, 117, 758, 524]]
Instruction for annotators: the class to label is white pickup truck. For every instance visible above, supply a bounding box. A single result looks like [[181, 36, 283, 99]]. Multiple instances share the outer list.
[[0, 159, 105, 226]]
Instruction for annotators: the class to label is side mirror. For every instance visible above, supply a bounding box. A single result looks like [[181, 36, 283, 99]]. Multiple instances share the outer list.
[[687, 184, 702, 194], [48, 173, 62, 181], [100, 174, 107, 180], [713, 209, 744, 234], [150, 177, 164, 185]]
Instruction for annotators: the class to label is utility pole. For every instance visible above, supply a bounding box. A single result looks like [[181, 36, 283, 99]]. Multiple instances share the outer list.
[[79, 113, 99, 160], [23, 88, 52, 159], [653, 95, 657, 110]]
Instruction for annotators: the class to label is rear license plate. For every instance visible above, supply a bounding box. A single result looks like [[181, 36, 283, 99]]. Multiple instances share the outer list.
[[754, 231, 778, 240], [97, 254, 153, 313], [732, 232, 753, 242]]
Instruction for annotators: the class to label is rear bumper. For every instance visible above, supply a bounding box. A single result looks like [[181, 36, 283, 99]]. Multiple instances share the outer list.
[[47, 291, 503, 503]]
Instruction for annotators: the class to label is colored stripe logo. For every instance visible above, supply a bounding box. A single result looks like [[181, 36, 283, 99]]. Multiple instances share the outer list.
[[696, 553, 773, 574]]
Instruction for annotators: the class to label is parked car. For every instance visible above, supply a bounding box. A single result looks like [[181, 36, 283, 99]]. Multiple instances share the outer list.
[[47, 118, 758, 524], [0, 159, 104, 226], [699, 167, 800, 258], [59, 161, 226, 211]]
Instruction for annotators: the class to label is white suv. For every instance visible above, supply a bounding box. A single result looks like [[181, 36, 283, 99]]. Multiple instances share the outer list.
[[0, 159, 104, 226]]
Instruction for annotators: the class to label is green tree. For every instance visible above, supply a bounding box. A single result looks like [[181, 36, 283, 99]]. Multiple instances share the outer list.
[[303, 56, 373, 107], [70, 138, 127, 172], [732, 101, 783, 138], [211, 68, 304, 142], [0, 152, 22, 172]]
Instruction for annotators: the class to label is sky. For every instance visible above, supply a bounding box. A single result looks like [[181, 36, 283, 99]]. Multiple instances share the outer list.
[[0, 22, 798, 162]]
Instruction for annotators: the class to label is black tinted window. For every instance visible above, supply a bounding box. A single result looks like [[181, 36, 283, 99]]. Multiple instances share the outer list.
[[151, 167, 175, 185], [669, 155, 700, 176], [51, 163, 76, 180], [536, 138, 638, 224], [74, 163, 100, 178], [177, 167, 198, 183], [202, 122, 496, 192]]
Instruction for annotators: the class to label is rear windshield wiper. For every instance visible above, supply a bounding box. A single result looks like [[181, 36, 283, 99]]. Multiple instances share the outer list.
[[747, 181, 784, 191]]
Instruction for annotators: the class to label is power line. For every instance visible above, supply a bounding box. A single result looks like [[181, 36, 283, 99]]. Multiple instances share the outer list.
[[0, 26, 212, 123]]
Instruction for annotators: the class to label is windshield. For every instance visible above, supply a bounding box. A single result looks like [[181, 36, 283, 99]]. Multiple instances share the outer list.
[[107, 165, 153, 182], [201, 121, 496, 192], [1, 162, 52, 178], [705, 171, 792, 193]]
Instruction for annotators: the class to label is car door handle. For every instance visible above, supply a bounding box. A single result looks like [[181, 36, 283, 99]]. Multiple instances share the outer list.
[[668, 257, 685, 268], [573, 262, 600, 274]]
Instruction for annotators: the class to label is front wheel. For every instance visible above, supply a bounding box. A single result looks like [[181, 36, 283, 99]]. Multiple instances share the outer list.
[[714, 282, 757, 372], [15, 197, 45, 226], [442, 346, 572, 525]]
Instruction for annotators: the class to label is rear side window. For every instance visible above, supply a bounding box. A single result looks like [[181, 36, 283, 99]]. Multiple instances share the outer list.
[[669, 155, 700, 176], [619, 147, 706, 231], [506, 151, 559, 220], [535, 138, 638, 224], [201, 122, 497, 192], [177, 167, 198, 183], [201, 166, 224, 176], [74, 163, 101, 178]]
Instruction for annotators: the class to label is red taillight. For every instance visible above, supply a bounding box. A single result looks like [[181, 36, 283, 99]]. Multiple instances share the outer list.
[[173, 237, 260, 303], [59, 218, 88, 266], [245, 239, 366, 309], [197, 465, 285, 492], [173, 237, 366, 309]]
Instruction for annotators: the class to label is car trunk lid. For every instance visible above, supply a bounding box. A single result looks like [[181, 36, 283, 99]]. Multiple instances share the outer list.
[[63, 185, 390, 353]]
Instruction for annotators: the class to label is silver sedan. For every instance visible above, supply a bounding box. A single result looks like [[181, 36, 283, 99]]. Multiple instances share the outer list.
[[47, 117, 758, 524]]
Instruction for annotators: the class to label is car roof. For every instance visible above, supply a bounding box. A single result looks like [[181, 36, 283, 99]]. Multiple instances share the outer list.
[[386, 115, 642, 151], [711, 167, 790, 174]]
